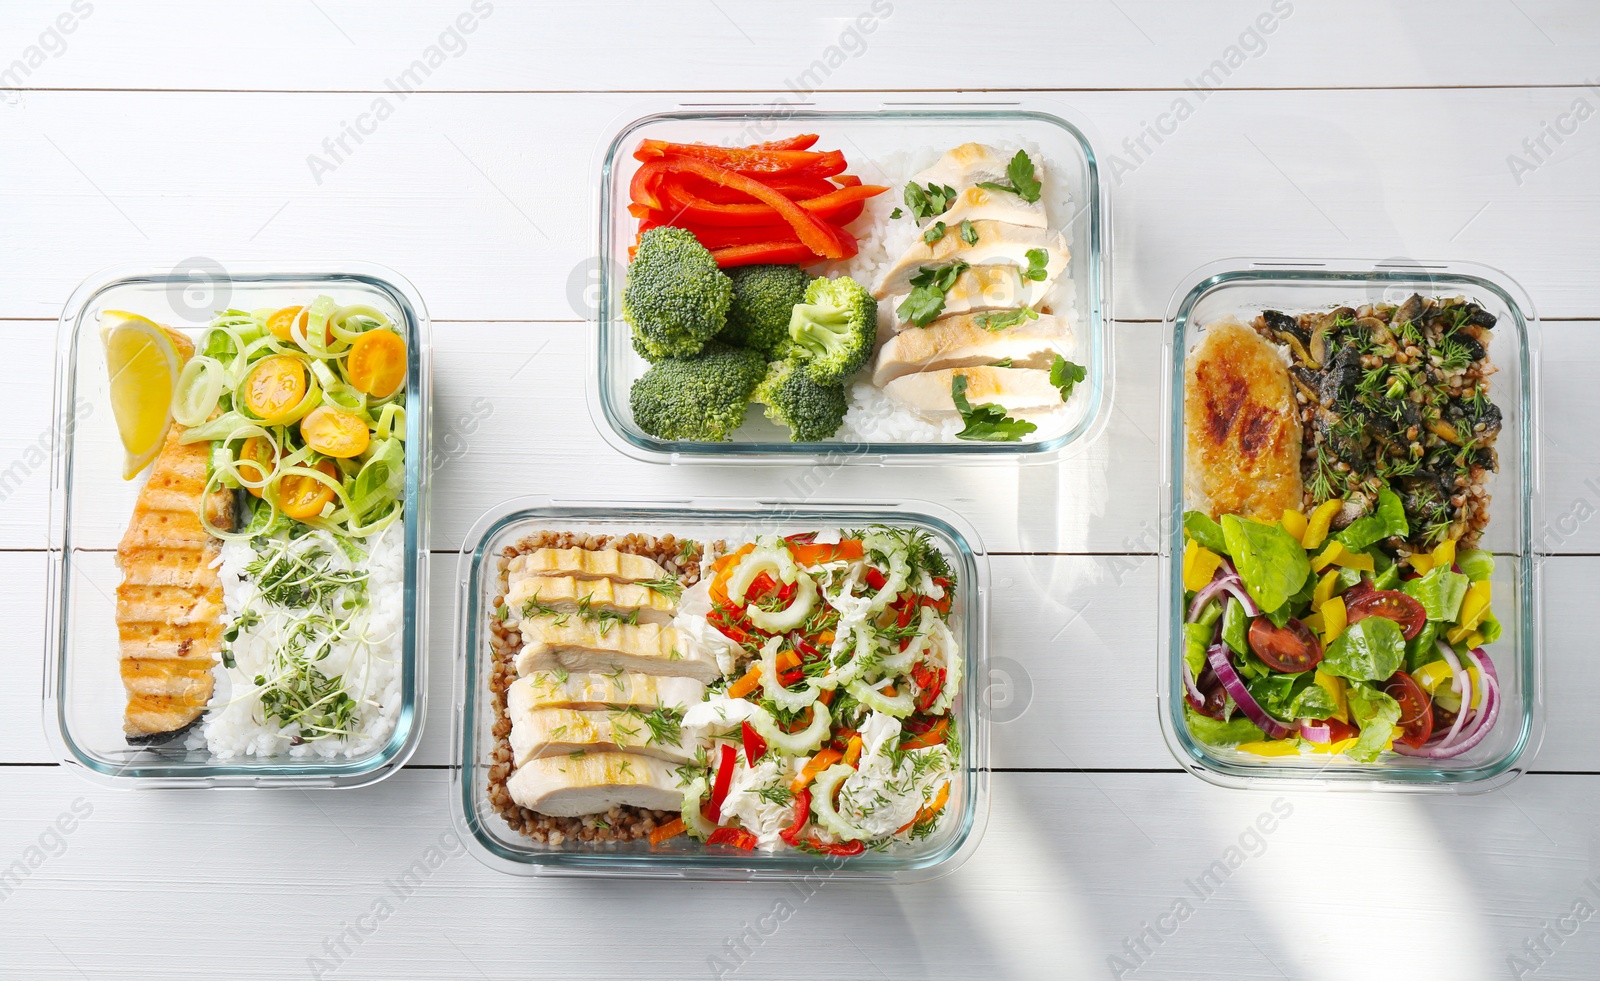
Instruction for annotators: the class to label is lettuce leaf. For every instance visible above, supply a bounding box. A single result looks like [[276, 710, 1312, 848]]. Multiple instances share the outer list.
[[1457, 549, 1495, 582], [1185, 706, 1265, 747], [1403, 567, 1470, 621], [1345, 682, 1402, 763], [1222, 598, 1250, 655], [1183, 622, 1212, 682], [1322, 616, 1406, 681], [1221, 514, 1310, 614], [1336, 484, 1409, 551], [1183, 510, 1228, 553]]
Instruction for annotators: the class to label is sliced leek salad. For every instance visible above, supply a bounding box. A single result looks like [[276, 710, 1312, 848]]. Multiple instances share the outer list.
[[173, 296, 409, 537]]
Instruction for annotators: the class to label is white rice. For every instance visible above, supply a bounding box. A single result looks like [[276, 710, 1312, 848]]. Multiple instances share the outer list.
[[200, 521, 405, 760], [822, 139, 1084, 444]]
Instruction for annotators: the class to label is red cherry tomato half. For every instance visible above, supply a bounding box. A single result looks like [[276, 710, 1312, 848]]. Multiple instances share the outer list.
[[1322, 717, 1359, 742], [1345, 589, 1428, 641], [1186, 666, 1230, 720], [1247, 617, 1324, 673], [1383, 671, 1434, 749]]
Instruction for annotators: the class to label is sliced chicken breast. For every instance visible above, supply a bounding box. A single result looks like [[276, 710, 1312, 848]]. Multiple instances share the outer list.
[[882, 366, 1065, 416], [507, 751, 683, 816], [911, 142, 1048, 226], [509, 706, 699, 767], [507, 546, 671, 587], [886, 265, 1056, 331], [506, 574, 675, 626], [1184, 318, 1305, 522], [872, 221, 1068, 300], [514, 619, 717, 682], [872, 312, 1071, 386], [508, 671, 706, 715]]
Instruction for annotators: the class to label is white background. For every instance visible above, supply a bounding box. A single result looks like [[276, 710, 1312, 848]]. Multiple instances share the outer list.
[[4, 1, 1600, 979]]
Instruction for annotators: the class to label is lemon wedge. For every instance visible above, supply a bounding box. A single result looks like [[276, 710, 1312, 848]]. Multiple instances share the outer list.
[[101, 310, 192, 479]]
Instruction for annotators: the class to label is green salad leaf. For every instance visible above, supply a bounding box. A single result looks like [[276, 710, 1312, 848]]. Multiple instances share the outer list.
[[1285, 679, 1338, 720], [1221, 514, 1310, 614], [1345, 683, 1402, 763], [1322, 616, 1406, 681], [1183, 511, 1229, 554], [1403, 566, 1470, 621], [1477, 611, 1503, 645], [1457, 549, 1495, 582], [1185, 706, 1265, 747], [1183, 622, 1211, 682], [1405, 619, 1442, 674], [1335, 485, 1409, 551], [1221, 598, 1250, 655]]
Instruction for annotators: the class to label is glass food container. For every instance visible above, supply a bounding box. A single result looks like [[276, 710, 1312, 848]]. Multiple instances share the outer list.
[[1158, 259, 1543, 791], [452, 496, 989, 880], [44, 263, 431, 788], [590, 96, 1112, 465]]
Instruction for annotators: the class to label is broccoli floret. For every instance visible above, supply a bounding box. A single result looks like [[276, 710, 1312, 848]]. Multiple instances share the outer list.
[[786, 275, 877, 386], [623, 227, 732, 361], [720, 264, 811, 357], [754, 359, 848, 442], [628, 343, 766, 442]]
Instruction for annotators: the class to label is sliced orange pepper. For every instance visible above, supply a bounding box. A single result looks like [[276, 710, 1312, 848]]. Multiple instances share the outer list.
[[897, 781, 951, 834], [648, 817, 685, 846], [900, 719, 949, 751], [788, 539, 866, 566], [842, 734, 863, 768], [789, 749, 843, 794]]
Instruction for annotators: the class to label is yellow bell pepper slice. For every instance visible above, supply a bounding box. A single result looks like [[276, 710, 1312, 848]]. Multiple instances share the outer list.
[[1312, 569, 1341, 609], [1237, 740, 1303, 757], [1302, 611, 1325, 633], [1310, 540, 1345, 573], [1408, 552, 1435, 574], [1314, 669, 1348, 723], [1446, 581, 1492, 643], [1308, 736, 1358, 755], [1320, 595, 1347, 645], [1334, 550, 1375, 573], [1301, 500, 1343, 550], [1281, 508, 1309, 542], [1431, 538, 1457, 571], [1182, 539, 1224, 592]]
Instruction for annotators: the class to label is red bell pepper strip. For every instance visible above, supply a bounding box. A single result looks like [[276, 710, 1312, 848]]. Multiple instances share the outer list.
[[912, 665, 946, 713], [791, 833, 865, 856], [778, 788, 812, 847], [658, 180, 884, 228], [633, 139, 847, 178], [706, 827, 759, 850], [705, 743, 737, 823], [863, 568, 889, 591], [648, 156, 845, 256], [741, 721, 767, 765], [748, 133, 820, 151], [674, 173, 837, 204], [834, 173, 862, 187], [710, 242, 826, 268], [629, 159, 672, 211]]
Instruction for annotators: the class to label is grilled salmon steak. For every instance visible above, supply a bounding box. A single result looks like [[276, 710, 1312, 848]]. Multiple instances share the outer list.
[[115, 423, 234, 744], [1184, 318, 1305, 523]]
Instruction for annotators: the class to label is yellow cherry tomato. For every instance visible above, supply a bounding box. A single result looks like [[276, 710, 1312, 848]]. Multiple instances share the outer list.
[[346, 329, 407, 399], [265, 306, 334, 345], [237, 436, 279, 498], [278, 458, 341, 521], [243, 356, 309, 420], [300, 405, 370, 459]]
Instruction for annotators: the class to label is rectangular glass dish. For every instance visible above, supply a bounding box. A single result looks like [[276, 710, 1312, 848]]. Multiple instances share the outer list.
[[1158, 259, 1543, 791], [44, 263, 431, 788], [590, 96, 1112, 465], [452, 497, 990, 880]]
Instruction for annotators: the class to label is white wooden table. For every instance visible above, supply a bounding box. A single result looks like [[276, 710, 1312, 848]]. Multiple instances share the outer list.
[[4, 2, 1600, 978]]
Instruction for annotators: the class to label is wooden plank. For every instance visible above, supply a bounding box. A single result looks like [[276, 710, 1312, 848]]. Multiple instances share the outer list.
[[0, 89, 1598, 321], [0, 765, 1596, 980], [3, 1, 1599, 92], [13, 548, 1595, 774]]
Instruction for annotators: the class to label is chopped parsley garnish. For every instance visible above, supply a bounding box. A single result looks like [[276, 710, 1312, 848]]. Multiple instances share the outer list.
[[976, 149, 1042, 203], [959, 219, 978, 245], [1049, 355, 1086, 402], [1022, 248, 1050, 282], [903, 181, 957, 220], [923, 220, 948, 245], [897, 261, 970, 327], [889, 206, 904, 220], [952, 373, 1037, 442], [972, 308, 1039, 331]]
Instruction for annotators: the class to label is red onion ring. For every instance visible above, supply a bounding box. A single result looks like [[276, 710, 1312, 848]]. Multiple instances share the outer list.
[[1298, 720, 1332, 743], [1206, 643, 1290, 740], [1180, 659, 1205, 705], [1392, 648, 1501, 759]]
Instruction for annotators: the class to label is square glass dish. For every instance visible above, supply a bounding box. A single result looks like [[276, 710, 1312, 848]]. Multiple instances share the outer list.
[[590, 96, 1112, 465], [452, 497, 989, 880], [1158, 259, 1543, 791], [44, 263, 432, 788]]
